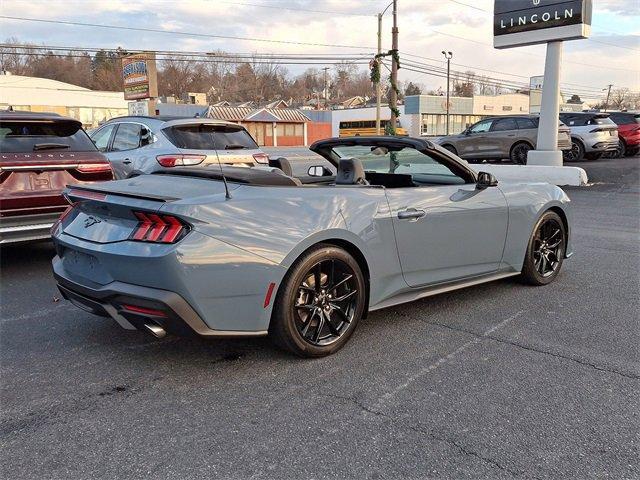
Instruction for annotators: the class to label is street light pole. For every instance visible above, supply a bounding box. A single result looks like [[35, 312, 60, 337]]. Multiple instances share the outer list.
[[376, 13, 382, 135], [442, 51, 452, 135], [603, 84, 613, 112]]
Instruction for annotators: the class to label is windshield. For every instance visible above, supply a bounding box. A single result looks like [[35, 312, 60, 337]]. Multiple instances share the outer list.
[[332, 144, 464, 183], [0, 120, 97, 153], [163, 124, 258, 150]]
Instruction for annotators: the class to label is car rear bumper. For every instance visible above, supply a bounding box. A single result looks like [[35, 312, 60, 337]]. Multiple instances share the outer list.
[[0, 213, 61, 244], [53, 256, 269, 338], [583, 135, 619, 153]]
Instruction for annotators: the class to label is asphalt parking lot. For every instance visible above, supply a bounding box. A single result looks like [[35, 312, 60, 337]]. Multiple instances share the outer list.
[[1, 156, 638, 479]]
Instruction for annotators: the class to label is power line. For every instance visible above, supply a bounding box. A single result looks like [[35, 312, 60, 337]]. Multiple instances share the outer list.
[[216, 0, 373, 17]]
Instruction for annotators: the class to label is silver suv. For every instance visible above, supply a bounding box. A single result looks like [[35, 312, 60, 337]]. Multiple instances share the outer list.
[[90, 116, 268, 179], [558, 112, 619, 161], [437, 115, 572, 164]]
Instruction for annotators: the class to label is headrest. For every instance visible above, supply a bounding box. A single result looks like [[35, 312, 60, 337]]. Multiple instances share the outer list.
[[336, 157, 368, 185]]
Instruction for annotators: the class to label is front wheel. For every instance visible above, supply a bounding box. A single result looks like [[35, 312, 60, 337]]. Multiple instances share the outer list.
[[441, 144, 458, 156], [520, 211, 566, 286], [269, 245, 366, 357]]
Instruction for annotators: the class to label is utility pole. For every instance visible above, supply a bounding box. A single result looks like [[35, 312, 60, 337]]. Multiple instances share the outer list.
[[442, 51, 453, 135], [603, 84, 613, 112], [376, 13, 382, 135], [389, 0, 399, 135], [322, 67, 330, 110]]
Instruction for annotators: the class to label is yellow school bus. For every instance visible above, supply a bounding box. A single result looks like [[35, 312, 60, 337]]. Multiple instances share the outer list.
[[339, 120, 407, 137]]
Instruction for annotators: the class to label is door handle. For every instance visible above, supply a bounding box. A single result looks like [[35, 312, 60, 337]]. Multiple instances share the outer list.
[[398, 208, 426, 221], [123, 159, 131, 165]]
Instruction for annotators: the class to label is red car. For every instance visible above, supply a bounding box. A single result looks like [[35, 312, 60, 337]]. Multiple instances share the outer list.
[[0, 112, 113, 244], [608, 112, 640, 158]]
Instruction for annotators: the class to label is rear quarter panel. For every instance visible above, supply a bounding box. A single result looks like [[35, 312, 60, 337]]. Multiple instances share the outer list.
[[498, 182, 572, 271]]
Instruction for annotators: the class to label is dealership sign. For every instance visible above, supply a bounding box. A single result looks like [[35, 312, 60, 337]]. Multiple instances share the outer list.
[[122, 52, 158, 100], [494, 0, 592, 49]]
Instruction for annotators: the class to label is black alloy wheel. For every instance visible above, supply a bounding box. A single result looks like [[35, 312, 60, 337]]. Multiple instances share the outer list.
[[270, 245, 366, 357], [293, 259, 359, 347], [510, 142, 531, 165], [442, 144, 458, 156], [520, 211, 566, 285]]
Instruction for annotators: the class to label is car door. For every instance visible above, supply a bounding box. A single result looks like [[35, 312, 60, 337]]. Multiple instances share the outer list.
[[515, 117, 538, 147], [487, 117, 518, 159], [456, 118, 494, 159], [108, 123, 142, 179], [349, 144, 508, 287]]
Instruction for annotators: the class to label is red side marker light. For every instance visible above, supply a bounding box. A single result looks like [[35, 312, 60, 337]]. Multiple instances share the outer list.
[[263, 282, 276, 308]]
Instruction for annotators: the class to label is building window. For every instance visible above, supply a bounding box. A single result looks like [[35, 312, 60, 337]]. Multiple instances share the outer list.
[[502, 106, 513, 111], [483, 105, 494, 111], [294, 123, 303, 136], [285, 124, 295, 136]]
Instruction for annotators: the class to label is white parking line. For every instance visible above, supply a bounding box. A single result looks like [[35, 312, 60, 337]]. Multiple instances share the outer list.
[[374, 310, 524, 410]]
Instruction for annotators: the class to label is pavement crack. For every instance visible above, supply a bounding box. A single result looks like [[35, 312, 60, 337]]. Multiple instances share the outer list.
[[320, 392, 525, 477], [423, 319, 640, 381]]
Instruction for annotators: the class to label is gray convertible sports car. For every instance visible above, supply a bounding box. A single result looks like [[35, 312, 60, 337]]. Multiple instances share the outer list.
[[51, 136, 572, 357]]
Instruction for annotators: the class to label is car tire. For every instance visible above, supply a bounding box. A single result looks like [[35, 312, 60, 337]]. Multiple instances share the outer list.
[[615, 139, 627, 158], [509, 142, 532, 165], [563, 139, 585, 162], [441, 144, 458, 156], [269, 245, 366, 357], [520, 211, 566, 286], [625, 146, 639, 157]]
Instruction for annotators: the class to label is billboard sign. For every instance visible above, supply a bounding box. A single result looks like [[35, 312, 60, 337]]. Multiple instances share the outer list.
[[529, 75, 544, 90], [494, 0, 592, 49], [122, 52, 158, 100]]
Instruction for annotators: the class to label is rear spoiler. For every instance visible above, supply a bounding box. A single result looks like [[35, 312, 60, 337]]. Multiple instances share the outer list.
[[65, 185, 178, 203]]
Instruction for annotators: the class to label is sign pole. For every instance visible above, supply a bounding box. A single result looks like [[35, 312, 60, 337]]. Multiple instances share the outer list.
[[528, 41, 563, 166]]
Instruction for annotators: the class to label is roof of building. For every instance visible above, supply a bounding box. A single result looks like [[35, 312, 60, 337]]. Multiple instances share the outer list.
[[0, 74, 128, 109], [205, 106, 310, 123]]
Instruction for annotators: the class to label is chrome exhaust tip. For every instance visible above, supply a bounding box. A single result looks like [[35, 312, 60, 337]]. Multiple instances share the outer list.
[[144, 322, 167, 339]]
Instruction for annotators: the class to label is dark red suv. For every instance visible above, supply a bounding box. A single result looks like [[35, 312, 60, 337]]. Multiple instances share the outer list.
[[0, 112, 113, 244], [608, 112, 640, 158]]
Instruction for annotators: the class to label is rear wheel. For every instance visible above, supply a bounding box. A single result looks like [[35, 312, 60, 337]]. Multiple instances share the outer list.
[[520, 211, 566, 286], [269, 245, 366, 357], [510, 142, 532, 165], [626, 146, 639, 157], [563, 139, 584, 162], [441, 144, 458, 156]]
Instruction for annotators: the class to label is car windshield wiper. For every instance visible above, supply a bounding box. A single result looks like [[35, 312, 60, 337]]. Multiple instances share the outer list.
[[224, 144, 247, 150], [33, 143, 71, 151]]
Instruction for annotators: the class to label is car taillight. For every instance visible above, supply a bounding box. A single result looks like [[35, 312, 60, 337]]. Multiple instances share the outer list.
[[76, 163, 113, 173], [252, 153, 269, 164], [156, 154, 206, 167], [50, 204, 75, 236], [130, 211, 188, 243]]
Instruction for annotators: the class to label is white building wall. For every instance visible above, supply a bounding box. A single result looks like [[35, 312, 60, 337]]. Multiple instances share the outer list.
[[330, 105, 407, 136]]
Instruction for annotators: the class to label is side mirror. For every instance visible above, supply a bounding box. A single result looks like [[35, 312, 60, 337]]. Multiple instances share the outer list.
[[308, 165, 333, 177], [476, 171, 498, 189]]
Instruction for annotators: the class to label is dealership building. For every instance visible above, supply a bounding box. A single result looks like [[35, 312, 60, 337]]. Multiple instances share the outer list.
[[330, 93, 531, 137], [0, 74, 128, 128]]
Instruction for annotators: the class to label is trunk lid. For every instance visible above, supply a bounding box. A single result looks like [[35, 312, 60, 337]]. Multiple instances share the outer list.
[[60, 174, 234, 243]]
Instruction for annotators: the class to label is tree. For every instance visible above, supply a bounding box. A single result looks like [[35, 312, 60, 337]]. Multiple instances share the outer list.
[[404, 81, 422, 96], [566, 94, 582, 104]]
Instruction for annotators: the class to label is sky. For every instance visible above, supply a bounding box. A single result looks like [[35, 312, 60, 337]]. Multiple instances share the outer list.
[[0, 0, 638, 102]]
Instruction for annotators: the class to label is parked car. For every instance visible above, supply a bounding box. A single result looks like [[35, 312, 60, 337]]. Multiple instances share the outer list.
[[90, 116, 269, 179], [0, 112, 113, 244], [51, 136, 572, 357], [607, 112, 640, 158], [437, 115, 571, 164], [559, 112, 619, 161]]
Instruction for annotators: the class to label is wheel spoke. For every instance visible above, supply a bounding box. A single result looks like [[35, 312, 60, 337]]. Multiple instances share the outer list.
[[313, 263, 322, 292], [332, 290, 357, 303], [324, 310, 341, 335], [295, 303, 315, 311], [330, 274, 353, 292], [331, 304, 351, 324], [328, 259, 335, 291], [313, 311, 325, 343], [301, 308, 317, 337]]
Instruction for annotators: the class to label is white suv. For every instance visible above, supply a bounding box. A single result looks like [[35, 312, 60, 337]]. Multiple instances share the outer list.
[[559, 112, 619, 161]]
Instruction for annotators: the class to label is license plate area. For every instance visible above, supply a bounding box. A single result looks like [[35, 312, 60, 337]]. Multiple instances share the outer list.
[[62, 248, 113, 285]]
